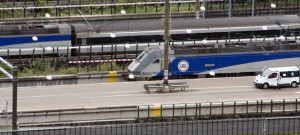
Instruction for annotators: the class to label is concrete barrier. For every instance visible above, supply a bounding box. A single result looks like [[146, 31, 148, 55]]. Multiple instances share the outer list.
[[0, 99, 299, 126], [0, 71, 126, 88]]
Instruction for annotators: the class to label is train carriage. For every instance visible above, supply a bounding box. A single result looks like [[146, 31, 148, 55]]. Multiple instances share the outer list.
[[127, 37, 300, 80]]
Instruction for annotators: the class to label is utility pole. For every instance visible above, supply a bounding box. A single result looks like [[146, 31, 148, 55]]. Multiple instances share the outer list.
[[144, 0, 189, 92], [163, 0, 170, 87]]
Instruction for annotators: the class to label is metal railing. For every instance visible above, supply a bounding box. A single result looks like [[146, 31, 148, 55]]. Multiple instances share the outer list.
[[1, 116, 300, 135], [1, 98, 299, 126]]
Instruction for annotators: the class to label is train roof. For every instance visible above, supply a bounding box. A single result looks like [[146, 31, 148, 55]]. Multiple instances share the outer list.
[[82, 15, 300, 38], [172, 36, 300, 56], [0, 23, 69, 37]]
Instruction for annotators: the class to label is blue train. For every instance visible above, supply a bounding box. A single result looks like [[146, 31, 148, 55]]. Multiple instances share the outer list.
[[0, 24, 72, 49], [1, 15, 300, 57], [127, 37, 300, 80]]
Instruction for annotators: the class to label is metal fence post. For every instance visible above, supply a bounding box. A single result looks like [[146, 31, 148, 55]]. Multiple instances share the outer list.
[[137, 106, 140, 120], [52, 47, 55, 66], [195, 103, 198, 118], [283, 99, 286, 114], [262, 118, 267, 135], [257, 100, 259, 115], [199, 103, 201, 118], [296, 99, 298, 114], [6, 49, 9, 60], [160, 104, 163, 119], [246, 101, 248, 116], [131, 123, 135, 135], [222, 102, 224, 118], [172, 104, 175, 121], [18, 49, 21, 68], [261, 100, 263, 115], [185, 104, 187, 118], [56, 47, 59, 63], [234, 101, 236, 116], [111, 45, 113, 71], [197, 120, 200, 135], [148, 105, 150, 121], [210, 102, 212, 117], [271, 100, 273, 115]]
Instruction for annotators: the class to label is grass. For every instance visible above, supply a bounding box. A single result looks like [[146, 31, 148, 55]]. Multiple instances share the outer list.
[[0, 60, 128, 78]]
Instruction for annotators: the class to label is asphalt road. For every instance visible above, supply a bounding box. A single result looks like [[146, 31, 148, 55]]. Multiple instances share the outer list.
[[0, 76, 300, 111]]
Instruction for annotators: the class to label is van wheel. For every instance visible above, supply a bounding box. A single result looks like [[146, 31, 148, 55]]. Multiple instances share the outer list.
[[262, 83, 269, 89], [291, 81, 298, 88]]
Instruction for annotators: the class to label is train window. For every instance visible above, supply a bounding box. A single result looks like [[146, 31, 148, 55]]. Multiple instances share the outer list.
[[136, 51, 149, 62], [140, 53, 148, 61], [136, 51, 145, 62], [152, 59, 160, 64]]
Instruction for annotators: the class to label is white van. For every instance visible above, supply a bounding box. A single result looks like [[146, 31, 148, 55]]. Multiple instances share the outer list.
[[253, 66, 300, 89]]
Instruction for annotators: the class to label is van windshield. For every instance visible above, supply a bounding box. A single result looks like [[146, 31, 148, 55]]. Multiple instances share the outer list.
[[261, 69, 272, 77]]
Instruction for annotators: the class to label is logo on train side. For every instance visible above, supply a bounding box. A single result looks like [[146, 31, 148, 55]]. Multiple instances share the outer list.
[[178, 60, 189, 72]]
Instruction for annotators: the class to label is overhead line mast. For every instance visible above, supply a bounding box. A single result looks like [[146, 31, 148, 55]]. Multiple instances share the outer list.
[[163, 0, 170, 87]]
